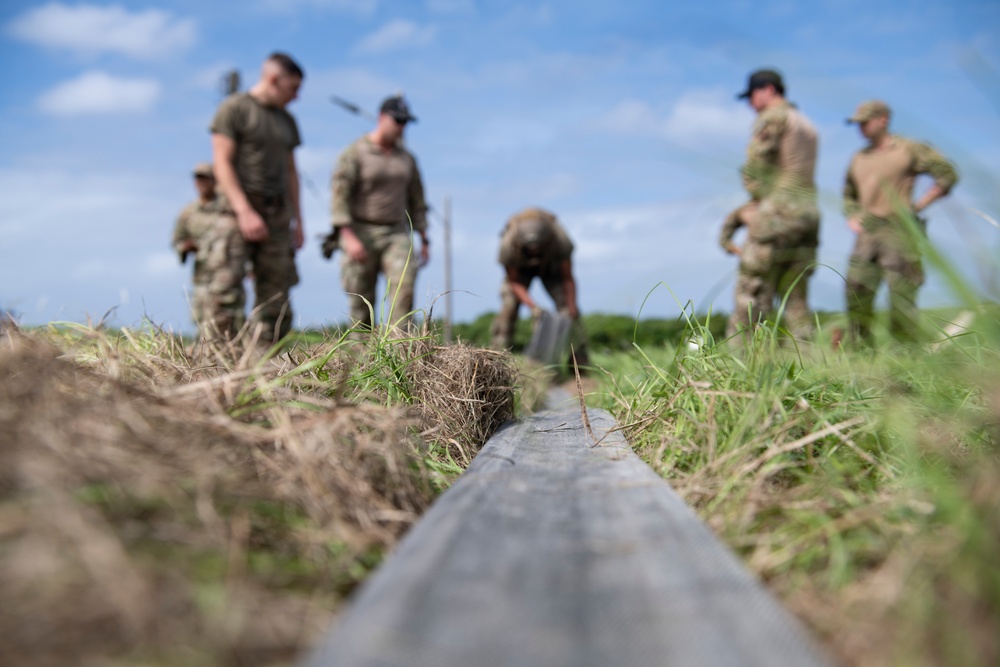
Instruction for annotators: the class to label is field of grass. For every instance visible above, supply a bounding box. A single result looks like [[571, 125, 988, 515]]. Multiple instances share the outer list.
[[0, 321, 525, 666], [590, 306, 1000, 666], [2, 297, 998, 666]]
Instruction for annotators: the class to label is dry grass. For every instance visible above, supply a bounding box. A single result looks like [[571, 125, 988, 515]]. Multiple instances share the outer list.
[[406, 342, 517, 466], [0, 323, 519, 666]]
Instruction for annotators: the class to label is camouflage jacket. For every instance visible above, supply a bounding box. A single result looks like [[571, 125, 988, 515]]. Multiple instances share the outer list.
[[172, 196, 225, 255], [498, 207, 574, 272], [330, 135, 428, 232], [741, 100, 818, 207], [718, 202, 756, 252]]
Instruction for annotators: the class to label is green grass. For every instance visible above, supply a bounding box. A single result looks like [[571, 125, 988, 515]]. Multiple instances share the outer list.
[[591, 305, 1000, 665]]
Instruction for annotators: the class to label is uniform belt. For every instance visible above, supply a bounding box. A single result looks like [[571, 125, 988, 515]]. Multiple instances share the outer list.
[[247, 192, 286, 208]]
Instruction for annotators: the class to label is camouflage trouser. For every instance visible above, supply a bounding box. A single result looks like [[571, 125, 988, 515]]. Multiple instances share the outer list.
[[190, 214, 247, 344], [339, 221, 419, 329], [244, 194, 299, 344], [490, 267, 589, 366], [728, 198, 819, 341], [846, 224, 925, 344]]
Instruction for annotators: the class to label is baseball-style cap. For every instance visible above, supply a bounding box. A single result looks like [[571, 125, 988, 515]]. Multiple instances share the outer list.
[[846, 100, 891, 124], [380, 95, 418, 124], [737, 69, 784, 99], [193, 162, 214, 178]]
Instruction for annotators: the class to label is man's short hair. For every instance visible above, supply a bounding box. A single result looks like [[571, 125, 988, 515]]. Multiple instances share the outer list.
[[267, 52, 304, 79]]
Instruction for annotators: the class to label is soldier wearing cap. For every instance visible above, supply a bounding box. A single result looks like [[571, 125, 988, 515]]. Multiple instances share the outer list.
[[843, 100, 958, 344], [722, 69, 821, 342], [490, 207, 589, 367], [330, 94, 429, 330], [171, 162, 246, 342], [211, 52, 305, 346]]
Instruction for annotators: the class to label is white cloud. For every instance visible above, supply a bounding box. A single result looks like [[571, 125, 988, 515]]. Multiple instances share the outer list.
[[6, 3, 196, 59], [663, 90, 755, 143], [39, 71, 161, 116], [354, 20, 437, 55], [596, 90, 753, 146]]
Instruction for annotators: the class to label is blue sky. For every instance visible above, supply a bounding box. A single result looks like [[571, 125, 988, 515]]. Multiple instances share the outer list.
[[1, 0, 998, 332]]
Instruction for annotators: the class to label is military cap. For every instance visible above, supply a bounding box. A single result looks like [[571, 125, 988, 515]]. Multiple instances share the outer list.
[[193, 162, 214, 178], [846, 100, 891, 124], [737, 69, 785, 99], [380, 95, 418, 124]]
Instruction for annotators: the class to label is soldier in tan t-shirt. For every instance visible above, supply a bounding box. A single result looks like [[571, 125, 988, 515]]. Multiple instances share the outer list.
[[330, 95, 429, 330], [843, 100, 958, 344], [211, 52, 305, 346]]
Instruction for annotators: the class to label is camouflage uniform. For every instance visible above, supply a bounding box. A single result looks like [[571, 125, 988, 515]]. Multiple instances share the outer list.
[[210, 92, 301, 343], [733, 99, 821, 339], [720, 202, 773, 339], [172, 193, 246, 341], [330, 135, 427, 329], [844, 135, 958, 343], [490, 208, 589, 366]]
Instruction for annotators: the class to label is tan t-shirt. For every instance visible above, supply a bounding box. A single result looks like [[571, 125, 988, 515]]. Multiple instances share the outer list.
[[210, 93, 301, 197], [843, 135, 958, 222]]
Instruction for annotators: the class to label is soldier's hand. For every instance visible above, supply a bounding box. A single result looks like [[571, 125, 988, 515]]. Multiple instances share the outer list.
[[847, 216, 863, 234], [238, 208, 269, 242], [343, 233, 368, 263], [530, 305, 545, 321]]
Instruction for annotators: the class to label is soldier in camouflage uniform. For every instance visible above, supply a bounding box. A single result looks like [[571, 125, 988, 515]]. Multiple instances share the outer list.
[[330, 95, 429, 330], [210, 52, 305, 345], [719, 201, 773, 339], [490, 207, 589, 367], [725, 69, 821, 341], [843, 100, 958, 344], [171, 162, 246, 341]]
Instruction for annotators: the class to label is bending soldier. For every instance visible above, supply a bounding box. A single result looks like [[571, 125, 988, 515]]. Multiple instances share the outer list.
[[171, 162, 245, 342], [730, 69, 821, 341], [490, 207, 589, 367], [843, 100, 958, 344], [330, 95, 429, 330]]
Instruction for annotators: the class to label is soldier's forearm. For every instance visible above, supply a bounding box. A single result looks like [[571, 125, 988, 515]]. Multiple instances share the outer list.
[[914, 184, 945, 212]]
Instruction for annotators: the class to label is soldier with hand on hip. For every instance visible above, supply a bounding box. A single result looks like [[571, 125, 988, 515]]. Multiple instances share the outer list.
[[842, 100, 958, 344]]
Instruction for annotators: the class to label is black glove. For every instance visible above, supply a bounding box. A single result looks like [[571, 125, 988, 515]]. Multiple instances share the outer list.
[[321, 228, 340, 260]]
